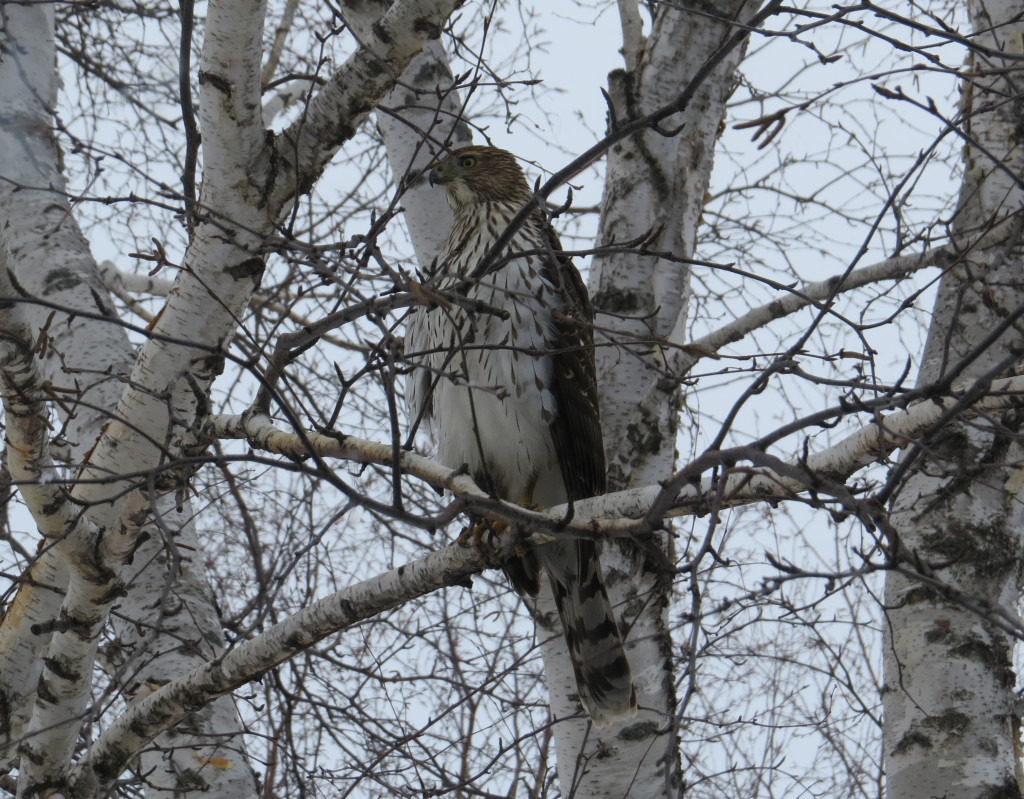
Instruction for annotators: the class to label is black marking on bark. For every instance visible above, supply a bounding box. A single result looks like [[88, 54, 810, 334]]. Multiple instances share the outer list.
[[43, 655, 80, 682], [337, 597, 356, 620], [620, 720, 659, 741], [893, 729, 932, 754], [197, 70, 232, 96], [923, 619, 952, 643], [0, 691, 10, 739], [413, 17, 442, 38], [42, 268, 83, 295], [226, 256, 264, 280], [41, 494, 68, 517], [372, 19, 394, 44], [413, 60, 454, 85], [35, 675, 58, 705], [328, 122, 357, 151], [593, 287, 646, 314], [176, 769, 211, 792], [767, 299, 787, 316], [610, 68, 670, 198], [95, 580, 129, 605], [950, 635, 1014, 689], [920, 709, 969, 735]]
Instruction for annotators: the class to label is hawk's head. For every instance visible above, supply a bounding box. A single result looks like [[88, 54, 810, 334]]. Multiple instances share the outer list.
[[428, 146, 532, 209]]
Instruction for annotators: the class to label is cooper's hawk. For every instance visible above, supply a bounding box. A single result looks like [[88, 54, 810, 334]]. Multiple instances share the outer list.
[[405, 145, 636, 725]]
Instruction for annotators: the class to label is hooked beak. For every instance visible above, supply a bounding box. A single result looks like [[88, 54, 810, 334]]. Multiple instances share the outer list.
[[428, 168, 443, 187]]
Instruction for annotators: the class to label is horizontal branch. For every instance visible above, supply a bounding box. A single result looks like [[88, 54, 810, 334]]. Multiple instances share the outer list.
[[220, 372, 1024, 535], [70, 536, 487, 796], [670, 245, 955, 378], [97, 260, 173, 298], [76, 374, 1024, 787]]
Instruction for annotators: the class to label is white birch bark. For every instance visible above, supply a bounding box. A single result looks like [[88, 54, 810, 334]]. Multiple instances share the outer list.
[[372, 38, 468, 267], [560, 3, 762, 795], [109, 507, 260, 799], [593, 0, 760, 484], [0, 232, 68, 772], [337, 0, 471, 265], [882, 1, 1024, 796], [0, 5, 260, 796], [678, 246, 952, 379], [0, 3, 124, 779], [3, 0, 463, 793], [68, 505, 494, 798], [0, 258, 75, 545]]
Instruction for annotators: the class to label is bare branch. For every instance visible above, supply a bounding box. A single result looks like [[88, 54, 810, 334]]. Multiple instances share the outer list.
[[671, 245, 957, 378], [269, 0, 465, 212], [215, 373, 1024, 537], [71, 533, 489, 797]]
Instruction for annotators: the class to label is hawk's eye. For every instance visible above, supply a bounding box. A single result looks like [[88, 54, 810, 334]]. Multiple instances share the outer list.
[[459, 155, 476, 168]]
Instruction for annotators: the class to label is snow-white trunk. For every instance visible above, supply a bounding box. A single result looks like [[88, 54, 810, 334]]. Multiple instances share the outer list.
[[1, 0, 463, 792], [374, 38, 470, 267], [354, 0, 472, 267], [882, 2, 1024, 797], [530, 3, 761, 796], [0, 4, 260, 796]]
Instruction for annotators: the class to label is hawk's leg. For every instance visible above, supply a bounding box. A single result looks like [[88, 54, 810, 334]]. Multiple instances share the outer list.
[[456, 473, 540, 592], [510, 472, 540, 555], [456, 518, 504, 549]]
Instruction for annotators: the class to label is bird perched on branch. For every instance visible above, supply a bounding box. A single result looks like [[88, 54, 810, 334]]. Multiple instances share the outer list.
[[405, 145, 636, 725]]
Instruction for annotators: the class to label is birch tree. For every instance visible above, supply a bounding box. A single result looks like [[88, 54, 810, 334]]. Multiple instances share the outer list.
[[881, 1, 1024, 797], [2, 1, 1024, 798]]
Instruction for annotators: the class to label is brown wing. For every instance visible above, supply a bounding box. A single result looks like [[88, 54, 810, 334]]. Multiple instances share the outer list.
[[535, 216, 607, 501], [533, 216, 635, 723]]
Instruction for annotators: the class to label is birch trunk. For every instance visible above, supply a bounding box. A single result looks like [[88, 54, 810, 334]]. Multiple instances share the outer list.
[[337, 0, 468, 291], [882, 1, 1024, 796], [549, 3, 762, 796], [1, 0, 462, 793], [0, 4, 260, 796]]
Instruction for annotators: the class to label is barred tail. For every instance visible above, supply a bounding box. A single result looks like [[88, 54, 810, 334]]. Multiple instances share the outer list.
[[538, 539, 637, 726]]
